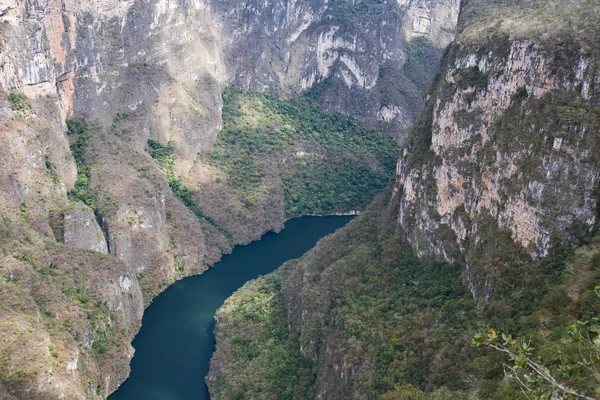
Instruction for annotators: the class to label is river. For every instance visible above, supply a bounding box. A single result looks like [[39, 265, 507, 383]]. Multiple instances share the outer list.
[[108, 215, 353, 400]]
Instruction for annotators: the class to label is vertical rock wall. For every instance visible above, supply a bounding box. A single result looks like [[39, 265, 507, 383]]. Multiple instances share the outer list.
[[397, 2, 600, 299], [215, 0, 461, 136], [0, 0, 462, 397]]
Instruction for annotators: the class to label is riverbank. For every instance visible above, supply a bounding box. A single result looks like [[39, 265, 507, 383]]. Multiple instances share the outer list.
[[109, 216, 353, 400]]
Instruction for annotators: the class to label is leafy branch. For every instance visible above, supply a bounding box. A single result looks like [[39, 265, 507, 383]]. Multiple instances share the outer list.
[[473, 286, 600, 400]]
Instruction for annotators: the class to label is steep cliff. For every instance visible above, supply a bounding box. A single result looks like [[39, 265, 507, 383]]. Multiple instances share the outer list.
[[398, 0, 600, 300], [215, 0, 460, 135], [209, 0, 600, 398], [0, 0, 461, 398]]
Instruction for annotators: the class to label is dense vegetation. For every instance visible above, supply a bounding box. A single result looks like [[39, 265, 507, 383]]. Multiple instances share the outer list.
[[467, 233, 600, 399], [7, 92, 28, 111], [209, 187, 600, 399], [209, 270, 316, 399], [208, 86, 398, 217], [209, 190, 474, 398], [66, 118, 99, 215]]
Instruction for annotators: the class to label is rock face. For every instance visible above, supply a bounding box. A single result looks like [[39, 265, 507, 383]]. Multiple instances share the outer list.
[[0, 0, 461, 398], [215, 0, 460, 135], [64, 203, 109, 253], [397, 1, 600, 300]]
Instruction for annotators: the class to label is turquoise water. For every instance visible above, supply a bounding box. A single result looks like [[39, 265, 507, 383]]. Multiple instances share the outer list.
[[109, 216, 352, 400]]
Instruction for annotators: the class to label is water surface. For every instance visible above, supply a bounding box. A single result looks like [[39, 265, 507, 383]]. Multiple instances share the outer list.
[[109, 216, 352, 400]]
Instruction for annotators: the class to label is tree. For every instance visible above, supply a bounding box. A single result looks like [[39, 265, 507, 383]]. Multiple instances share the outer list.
[[473, 288, 600, 400]]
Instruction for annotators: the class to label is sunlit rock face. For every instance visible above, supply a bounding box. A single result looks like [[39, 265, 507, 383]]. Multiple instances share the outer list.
[[215, 0, 460, 137], [63, 203, 109, 253], [397, 6, 600, 300]]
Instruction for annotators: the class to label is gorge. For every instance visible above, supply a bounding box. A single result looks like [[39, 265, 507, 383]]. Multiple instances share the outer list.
[[1, 0, 600, 399], [208, 0, 600, 398], [108, 216, 352, 400]]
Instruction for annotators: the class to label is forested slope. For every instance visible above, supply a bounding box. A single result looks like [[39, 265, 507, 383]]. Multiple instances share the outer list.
[[208, 1, 600, 398]]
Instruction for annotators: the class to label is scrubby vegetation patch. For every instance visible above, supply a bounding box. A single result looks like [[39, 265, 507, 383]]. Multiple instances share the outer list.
[[209, 86, 399, 217]]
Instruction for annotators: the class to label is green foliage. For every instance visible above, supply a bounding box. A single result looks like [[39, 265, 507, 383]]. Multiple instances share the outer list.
[[63, 282, 122, 363], [513, 86, 529, 101], [470, 235, 600, 399], [405, 99, 436, 169], [212, 191, 478, 397], [210, 86, 398, 217], [18, 203, 27, 219], [212, 188, 600, 399], [0, 218, 133, 397], [111, 112, 128, 129], [145, 139, 232, 242], [92, 336, 117, 357], [474, 311, 600, 400], [66, 118, 100, 215], [281, 159, 391, 216], [210, 273, 316, 399], [453, 67, 489, 90], [289, 196, 476, 394], [16, 252, 35, 266], [209, 3, 600, 397], [147, 138, 175, 178], [7, 92, 27, 111]]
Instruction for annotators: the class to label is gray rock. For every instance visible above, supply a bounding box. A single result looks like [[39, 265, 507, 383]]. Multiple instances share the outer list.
[[63, 202, 108, 253]]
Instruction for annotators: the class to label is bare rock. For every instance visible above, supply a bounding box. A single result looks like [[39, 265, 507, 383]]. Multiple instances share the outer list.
[[64, 202, 108, 254]]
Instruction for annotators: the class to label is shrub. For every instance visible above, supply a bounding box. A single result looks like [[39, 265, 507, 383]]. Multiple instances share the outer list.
[[66, 118, 100, 214], [7, 92, 27, 111]]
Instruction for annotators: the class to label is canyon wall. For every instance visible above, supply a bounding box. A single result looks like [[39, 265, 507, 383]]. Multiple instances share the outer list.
[[397, 0, 600, 300], [0, 0, 460, 398], [215, 0, 460, 135], [208, 0, 600, 398]]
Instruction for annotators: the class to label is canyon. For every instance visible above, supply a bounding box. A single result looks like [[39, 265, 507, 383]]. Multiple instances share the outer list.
[[0, 0, 460, 398], [208, 0, 600, 399], [1, 0, 599, 398]]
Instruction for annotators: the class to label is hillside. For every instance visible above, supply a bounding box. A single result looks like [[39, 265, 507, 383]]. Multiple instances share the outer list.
[[0, 0, 460, 397], [208, 0, 600, 398]]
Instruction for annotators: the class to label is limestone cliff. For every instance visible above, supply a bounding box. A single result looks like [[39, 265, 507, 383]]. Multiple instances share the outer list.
[[215, 0, 460, 135], [63, 203, 108, 253], [0, 0, 460, 398], [398, 0, 600, 300], [208, 1, 600, 398]]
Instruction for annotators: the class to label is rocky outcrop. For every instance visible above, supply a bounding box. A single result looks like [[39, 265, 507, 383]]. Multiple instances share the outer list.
[[216, 0, 460, 135], [0, 217, 144, 399], [397, 0, 600, 300], [64, 203, 109, 253]]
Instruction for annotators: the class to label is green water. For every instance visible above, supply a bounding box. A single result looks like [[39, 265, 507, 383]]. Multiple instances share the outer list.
[[109, 216, 352, 400]]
